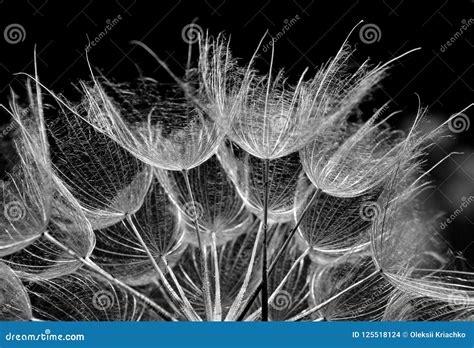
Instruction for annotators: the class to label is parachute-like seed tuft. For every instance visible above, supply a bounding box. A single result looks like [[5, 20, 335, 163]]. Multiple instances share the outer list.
[[0, 30, 471, 323]]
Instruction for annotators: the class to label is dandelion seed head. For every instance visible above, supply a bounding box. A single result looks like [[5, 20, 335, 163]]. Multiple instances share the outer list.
[[0, 29, 469, 324], [0, 82, 53, 257]]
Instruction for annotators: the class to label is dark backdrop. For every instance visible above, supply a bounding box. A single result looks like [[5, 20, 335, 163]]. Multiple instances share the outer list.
[[0, 0, 473, 265]]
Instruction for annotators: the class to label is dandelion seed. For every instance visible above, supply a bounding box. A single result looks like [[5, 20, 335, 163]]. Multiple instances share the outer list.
[[0, 262, 32, 321], [173, 220, 265, 320], [309, 255, 391, 321], [2, 179, 95, 280], [301, 107, 411, 197], [247, 226, 312, 321], [218, 41, 389, 160], [93, 176, 184, 286], [293, 174, 380, 256], [75, 49, 234, 318], [218, 143, 302, 223], [371, 172, 474, 306], [2, 29, 471, 325], [49, 101, 153, 230], [0, 81, 53, 256], [27, 270, 162, 321], [77, 39, 231, 172], [157, 155, 253, 247]]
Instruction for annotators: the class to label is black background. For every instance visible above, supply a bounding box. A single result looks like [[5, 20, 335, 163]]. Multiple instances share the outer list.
[[0, 0, 473, 265]]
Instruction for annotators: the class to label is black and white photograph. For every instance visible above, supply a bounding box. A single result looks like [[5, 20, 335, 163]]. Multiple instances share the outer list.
[[0, 1, 473, 345]]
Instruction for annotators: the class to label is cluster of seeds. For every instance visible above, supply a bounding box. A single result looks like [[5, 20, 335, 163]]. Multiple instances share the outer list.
[[0, 32, 472, 321]]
